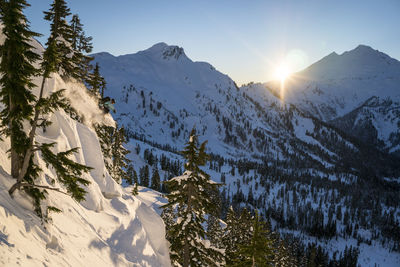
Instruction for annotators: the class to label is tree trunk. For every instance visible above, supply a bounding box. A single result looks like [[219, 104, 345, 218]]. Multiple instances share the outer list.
[[7, 44, 20, 179], [9, 76, 47, 196], [183, 183, 193, 267], [9, 95, 20, 178], [183, 237, 190, 267]]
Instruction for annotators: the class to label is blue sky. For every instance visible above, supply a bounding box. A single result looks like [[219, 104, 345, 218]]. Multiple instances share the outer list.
[[26, 0, 400, 85]]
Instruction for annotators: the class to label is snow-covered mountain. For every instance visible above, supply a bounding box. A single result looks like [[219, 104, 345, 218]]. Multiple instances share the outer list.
[[93, 42, 245, 155], [276, 45, 400, 118], [92, 43, 399, 172], [264, 45, 400, 153], [331, 96, 400, 153], [92, 43, 400, 266]]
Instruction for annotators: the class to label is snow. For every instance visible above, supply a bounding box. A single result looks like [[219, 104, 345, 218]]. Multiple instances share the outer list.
[[0, 37, 170, 266], [0, 176, 170, 266], [91, 42, 400, 267], [266, 45, 400, 134]]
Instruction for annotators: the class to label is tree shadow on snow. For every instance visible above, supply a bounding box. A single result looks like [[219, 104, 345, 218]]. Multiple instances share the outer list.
[[89, 216, 161, 266], [0, 166, 43, 234], [0, 231, 14, 247]]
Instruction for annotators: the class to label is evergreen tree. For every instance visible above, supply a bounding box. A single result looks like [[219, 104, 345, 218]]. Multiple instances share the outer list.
[[2, 0, 91, 218], [151, 168, 161, 191], [140, 165, 150, 187], [111, 126, 130, 183], [70, 14, 93, 82], [223, 207, 252, 265], [162, 128, 223, 267], [161, 205, 177, 245], [273, 239, 297, 267], [126, 164, 138, 195], [126, 164, 138, 185], [87, 62, 106, 97], [206, 185, 224, 248], [95, 124, 114, 175], [43, 0, 74, 78], [0, 0, 41, 179], [95, 124, 130, 184], [206, 215, 224, 249], [230, 210, 275, 267]]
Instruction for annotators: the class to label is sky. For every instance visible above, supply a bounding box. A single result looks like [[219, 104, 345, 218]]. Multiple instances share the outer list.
[[25, 0, 400, 85]]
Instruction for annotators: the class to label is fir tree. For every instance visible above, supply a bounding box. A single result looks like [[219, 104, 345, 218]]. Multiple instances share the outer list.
[[2, 0, 91, 218], [151, 168, 161, 191], [223, 207, 253, 265], [161, 205, 177, 245], [206, 215, 224, 249], [273, 239, 297, 267], [162, 128, 223, 267], [95, 124, 130, 183], [0, 0, 41, 179], [87, 62, 106, 97], [70, 14, 93, 82], [126, 164, 138, 185], [140, 165, 150, 187], [43, 0, 74, 78], [230, 210, 275, 267], [126, 164, 138, 195], [94, 124, 114, 174], [111, 126, 130, 183]]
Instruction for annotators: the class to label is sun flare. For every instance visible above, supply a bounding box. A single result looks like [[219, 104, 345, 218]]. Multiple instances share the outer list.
[[275, 64, 291, 82]]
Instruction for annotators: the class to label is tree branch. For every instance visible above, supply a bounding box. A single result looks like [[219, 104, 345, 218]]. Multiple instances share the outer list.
[[9, 181, 69, 197]]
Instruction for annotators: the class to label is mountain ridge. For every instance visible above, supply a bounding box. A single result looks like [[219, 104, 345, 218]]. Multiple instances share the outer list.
[[91, 42, 400, 266]]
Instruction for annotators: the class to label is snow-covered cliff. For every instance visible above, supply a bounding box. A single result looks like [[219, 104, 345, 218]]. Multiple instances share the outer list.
[[0, 38, 170, 267]]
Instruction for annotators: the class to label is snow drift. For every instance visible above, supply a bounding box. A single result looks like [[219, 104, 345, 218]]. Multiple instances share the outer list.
[[0, 37, 170, 266]]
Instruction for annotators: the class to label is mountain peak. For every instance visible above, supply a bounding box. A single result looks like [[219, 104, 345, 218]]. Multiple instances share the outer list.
[[343, 44, 381, 57], [141, 42, 187, 61], [147, 42, 169, 52], [297, 44, 400, 81], [354, 44, 374, 51], [93, 51, 115, 58]]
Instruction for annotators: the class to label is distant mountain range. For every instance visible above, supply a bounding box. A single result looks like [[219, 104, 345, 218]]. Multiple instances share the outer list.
[[92, 43, 400, 157], [265, 44, 400, 154], [91, 43, 400, 266]]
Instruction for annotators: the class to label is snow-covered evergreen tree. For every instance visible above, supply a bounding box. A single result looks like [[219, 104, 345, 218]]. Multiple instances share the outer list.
[[206, 215, 224, 249], [273, 239, 297, 267], [230, 210, 274, 267], [161, 205, 177, 245], [223, 207, 252, 265], [162, 128, 223, 267], [1, 0, 91, 218], [95, 124, 130, 184]]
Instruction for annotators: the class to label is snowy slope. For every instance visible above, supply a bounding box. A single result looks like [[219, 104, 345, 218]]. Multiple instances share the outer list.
[[276, 45, 400, 119], [330, 96, 400, 153], [93, 43, 248, 156], [257, 45, 400, 152], [0, 39, 170, 267], [91, 41, 400, 189], [92, 43, 364, 163], [93, 43, 400, 266]]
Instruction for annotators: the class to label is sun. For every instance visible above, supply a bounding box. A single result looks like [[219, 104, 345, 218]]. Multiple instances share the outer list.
[[275, 64, 291, 82]]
